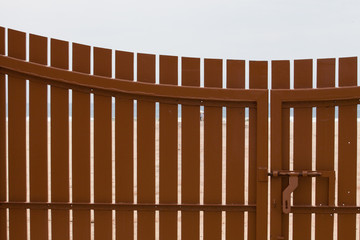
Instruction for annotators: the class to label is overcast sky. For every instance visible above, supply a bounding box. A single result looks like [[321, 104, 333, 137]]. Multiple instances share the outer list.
[[1, 0, 360, 60]]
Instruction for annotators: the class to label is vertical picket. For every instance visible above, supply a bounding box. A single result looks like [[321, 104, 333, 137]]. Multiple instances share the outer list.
[[203, 58, 223, 240], [8, 28, 27, 240], [50, 38, 70, 240], [29, 33, 48, 240], [181, 57, 200, 240], [226, 59, 245, 240], [315, 58, 335, 239], [158, 55, 178, 240], [115, 50, 134, 240], [93, 47, 112, 240], [292, 59, 312, 240], [72, 43, 91, 240], [271, 60, 290, 240], [338, 57, 357, 239], [248, 61, 267, 240], [0, 26, 6, 240], [137, 53, 156, 240]]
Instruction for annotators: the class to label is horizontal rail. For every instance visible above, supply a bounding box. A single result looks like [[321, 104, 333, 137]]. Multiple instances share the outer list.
[[292, 205, 360, 214], [282, 98, 360, 108], [0, 201, 256, 212], [7, 203, 360, 213], [0, 55, 264, 107]]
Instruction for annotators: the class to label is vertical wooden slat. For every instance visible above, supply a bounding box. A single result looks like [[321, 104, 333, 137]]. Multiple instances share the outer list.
[[226, 59, 245, 240], [50, 38, 69, 240], [8, 28, 27, 240], [249, 61, 267, 240], [204, 58, 222, 240], [29, 33, 48, 240], [137, 53, 156, 240], [181, 57, 200, 240], [0, 27, 6, 240], [271, 60, 290, 240], [159, 55, 178, 240], [93, 47, 112, 240], [72, 43, 91, 240], [115, 50, 134, 240], [292, 59, 312, 240], [315, 58, 335, 239], [0, 28, 4, 54], [338, 57, 357, 239]]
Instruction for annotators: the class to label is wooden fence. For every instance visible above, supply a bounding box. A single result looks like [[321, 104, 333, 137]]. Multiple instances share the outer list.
[[0, 27, 359, 240]]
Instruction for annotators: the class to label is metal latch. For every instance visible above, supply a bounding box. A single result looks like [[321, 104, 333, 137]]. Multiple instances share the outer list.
[[269, 170, 335, 214]]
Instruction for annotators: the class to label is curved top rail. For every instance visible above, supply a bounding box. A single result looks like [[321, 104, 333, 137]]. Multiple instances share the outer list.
[[0, 55, 265, 105], [272, 86, 360, 103]]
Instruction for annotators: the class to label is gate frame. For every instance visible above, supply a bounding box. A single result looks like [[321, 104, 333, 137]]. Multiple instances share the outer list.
[[0, 54, 269, 240], [270, 86, 360, 240]]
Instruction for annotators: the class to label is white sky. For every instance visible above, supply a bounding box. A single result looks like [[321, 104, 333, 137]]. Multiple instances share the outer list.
[[1, 0, 360, 60]]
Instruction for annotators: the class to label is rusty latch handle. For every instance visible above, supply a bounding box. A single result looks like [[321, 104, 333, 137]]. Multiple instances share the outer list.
[[282, 176, 298, 214], [269, 170, 335, 214]]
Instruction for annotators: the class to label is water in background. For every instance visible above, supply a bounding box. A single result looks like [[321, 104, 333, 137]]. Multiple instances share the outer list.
[[20, 102, 360, 119]]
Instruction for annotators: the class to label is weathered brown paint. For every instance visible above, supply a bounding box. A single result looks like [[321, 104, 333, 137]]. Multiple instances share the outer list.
[[159, 55, 178, 240], [29, 33, 48, 240], [72, 42, 91, 240], [51, 38, 70, 240], [115, 50, 134, 240], [181, 57, 200, 240], [8, 28, 27, 240], [93, 47, 112, 240]]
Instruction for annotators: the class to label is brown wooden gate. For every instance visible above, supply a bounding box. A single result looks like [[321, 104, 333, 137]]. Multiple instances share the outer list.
[[270, 59, 360, 240], [1, 27, 360, 240], [0, 27, 269, 240]]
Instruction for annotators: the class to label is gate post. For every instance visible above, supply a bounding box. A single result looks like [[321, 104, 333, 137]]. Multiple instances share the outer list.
[[270, 93, 284, 240]]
